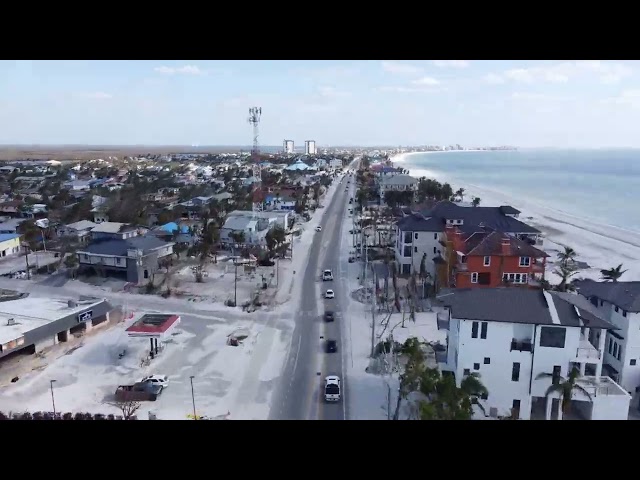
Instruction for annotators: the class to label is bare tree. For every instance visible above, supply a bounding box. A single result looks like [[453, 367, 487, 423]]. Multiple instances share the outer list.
[[106, 400, 141, 420]]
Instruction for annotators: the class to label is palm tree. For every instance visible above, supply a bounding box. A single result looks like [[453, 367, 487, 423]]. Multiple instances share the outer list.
[[557, 246, 577, 268], [553, 264, 578, 292], [600, 263, 627, 283], [535, 367, 592, 418]]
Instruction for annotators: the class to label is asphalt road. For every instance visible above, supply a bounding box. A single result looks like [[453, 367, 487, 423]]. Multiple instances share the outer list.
[[271, 169, 354, 420]]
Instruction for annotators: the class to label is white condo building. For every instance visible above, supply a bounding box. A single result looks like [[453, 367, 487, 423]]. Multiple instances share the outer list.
[[305, 140, 317, 156], [437, 288, 631, 420], [574, 280, 640, 406], [283, 139, 294, 154]]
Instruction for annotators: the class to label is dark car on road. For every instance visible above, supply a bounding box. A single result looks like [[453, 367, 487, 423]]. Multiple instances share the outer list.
[[324, 311, 335, 322], [326, 340, 338, 353], [115, 382, 163, 402]]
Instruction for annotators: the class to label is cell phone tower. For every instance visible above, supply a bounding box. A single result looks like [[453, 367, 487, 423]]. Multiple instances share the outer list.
[[247, 107, 262, 159]]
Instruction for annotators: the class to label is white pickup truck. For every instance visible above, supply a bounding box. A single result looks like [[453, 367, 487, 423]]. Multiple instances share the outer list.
[[322, 269, 333, 281], [324, 376, 341, 402]]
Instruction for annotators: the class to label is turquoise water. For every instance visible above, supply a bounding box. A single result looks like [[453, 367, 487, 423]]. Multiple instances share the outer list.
[[401, 149, 640, 233]]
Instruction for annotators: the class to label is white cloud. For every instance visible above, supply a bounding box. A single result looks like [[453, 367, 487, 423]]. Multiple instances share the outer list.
[[510, 92, 571, 101], [78, 92, 113, 100], [493, 61, 633, 85], [154, 65, 203, 75], [318, 86, 350, 98], [381, 61, 423, 75], [375, 85, 445, 94], [604, 89, 640, 108], [432, 60, 469, 68], [483, 73, 505, 85], [411, 76, 440, 86]]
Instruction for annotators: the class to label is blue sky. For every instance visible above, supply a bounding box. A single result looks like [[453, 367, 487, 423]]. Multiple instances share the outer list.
[[1, 60, 640, 148]]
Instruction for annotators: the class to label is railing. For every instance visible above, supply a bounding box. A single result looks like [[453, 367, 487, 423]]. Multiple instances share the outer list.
[[510, 339, 533, 352], [576, 347, 601, 359], [435, 350, 448, 364], [437, 313, 450, 330]]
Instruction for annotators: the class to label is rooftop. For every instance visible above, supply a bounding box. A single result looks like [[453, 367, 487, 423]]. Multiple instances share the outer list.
[[574, 279, 640, 313], [464, 231, 549, 258], [380, 174, 419, 185], [0, 233, 20, 243], [79, 236, 173, 256], [90, 222, 132, 234], [0, 295, 109, 345], [65, 220, 98, 231], [436, 288, 615, 329], [126, 314, 180, 337]]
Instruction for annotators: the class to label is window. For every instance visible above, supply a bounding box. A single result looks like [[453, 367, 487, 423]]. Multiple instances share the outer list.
[[480, 322, 488, 339], [471, 272, 478, 284], [463, 368, 470, 376], [483, 256, 491, 266], [613, 342, 618, 358], [414, 246, 418, 253], [631, 359, 637, 366], [609, 338, 613, 354], [434, 233, 438, 240], [552, 365, 561, 385], [617, 348, 622, 361], [600, 300, 604, 307], [615, 306, 619, 313], [519, 256, 531, 267], [478, 272, 491, 285], [404, 232, 412, 243], [484, 357, 490, 364], [414, 232, 418, 240], [511, 362, 520, 381], [471, 321, 479, 338], [403, 246, 411, 257], [623, 310, 627, 318], [522, 273, 528, 283], [473, 363, 480, 370], [433, 247, 437, 254], [539, 326, 566, 348]]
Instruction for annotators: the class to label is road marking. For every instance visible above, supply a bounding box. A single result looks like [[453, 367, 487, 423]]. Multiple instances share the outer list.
[[291, 337, 302, 375]]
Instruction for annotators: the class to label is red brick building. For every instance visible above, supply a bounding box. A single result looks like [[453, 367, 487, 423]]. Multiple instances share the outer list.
[[447, 226, 548, 289]]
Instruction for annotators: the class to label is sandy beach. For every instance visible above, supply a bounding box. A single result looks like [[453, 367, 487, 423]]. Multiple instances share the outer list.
[[391, 152, 640, 285]]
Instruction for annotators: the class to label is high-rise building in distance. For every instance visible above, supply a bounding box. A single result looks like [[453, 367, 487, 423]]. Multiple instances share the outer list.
[[283, 139, 294, 154], [305, 140, 317, 156]]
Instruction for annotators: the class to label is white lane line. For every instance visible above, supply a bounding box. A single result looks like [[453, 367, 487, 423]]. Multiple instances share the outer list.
[[291, 337, 302, 376]]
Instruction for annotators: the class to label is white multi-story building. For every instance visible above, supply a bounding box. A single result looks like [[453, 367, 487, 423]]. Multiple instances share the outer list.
[[283, 140, 294, 154], [437, 288, 631, 420], [394, 213, 445, 276], [574, 280, 640, 402], [305, 140, 317, 156]]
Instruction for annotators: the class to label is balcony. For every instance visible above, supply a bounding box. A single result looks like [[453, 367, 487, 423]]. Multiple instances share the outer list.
[[575, 337, 601, 360], [456, 262, 468, 272], [531, 263, 545, 273], [575, 376, 628, 398], [510, 339, 533, 352], [437, 312, 450, 330]]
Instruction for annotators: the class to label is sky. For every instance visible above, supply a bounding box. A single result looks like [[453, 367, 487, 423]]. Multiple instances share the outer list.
[[1, 60, 640, 148]]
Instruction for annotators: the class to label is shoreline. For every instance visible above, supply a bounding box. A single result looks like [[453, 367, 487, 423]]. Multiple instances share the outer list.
[[387, 153, 640, 284]]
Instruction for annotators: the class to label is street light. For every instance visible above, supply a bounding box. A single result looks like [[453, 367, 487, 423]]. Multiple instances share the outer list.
[[189, 375, 197, 420], [50, 380, 57, 418], [22, 243, 31, 280], [233, 244, 239, 307]]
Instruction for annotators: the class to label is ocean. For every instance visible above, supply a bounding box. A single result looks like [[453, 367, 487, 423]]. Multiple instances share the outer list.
[[399, 149, 640, 234]]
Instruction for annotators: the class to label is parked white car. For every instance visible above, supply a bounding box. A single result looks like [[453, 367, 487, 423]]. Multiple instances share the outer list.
[[315, 226, 322, 232], [325, 289, 335, 299], [141, 375, 169, 389]]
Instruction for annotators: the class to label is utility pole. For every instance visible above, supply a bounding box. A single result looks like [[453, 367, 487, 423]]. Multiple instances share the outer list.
[[50, 380, 57, 418], [234, 259, 238, 307], [189, 375, 197, 420], [371, 265, 377, 357], [23, 243, 31, 280]]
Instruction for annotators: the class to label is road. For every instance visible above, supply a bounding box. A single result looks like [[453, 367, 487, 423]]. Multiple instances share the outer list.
[[271, 169, 354, 420]]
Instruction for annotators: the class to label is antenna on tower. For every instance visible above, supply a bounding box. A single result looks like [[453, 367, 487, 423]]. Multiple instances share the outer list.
[[247, 106, 262, 160]]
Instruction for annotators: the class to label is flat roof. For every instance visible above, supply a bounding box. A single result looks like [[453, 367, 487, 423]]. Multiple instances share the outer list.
[[0, 296, 107, 345], [126, 314, 180, 337]]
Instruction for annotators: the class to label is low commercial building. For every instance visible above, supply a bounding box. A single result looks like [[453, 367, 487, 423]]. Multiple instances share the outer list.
[[0, 292, 114, 361], [0, 234, 21, 258]]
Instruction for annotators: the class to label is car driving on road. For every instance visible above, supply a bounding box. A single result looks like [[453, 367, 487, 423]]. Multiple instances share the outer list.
[[324, 310, 335, 322], [141, 374, 169, 389], [315, 226, 322, 232], [322, 269, 333, 281], [326, 339, 337, 353], [325, 289, 335, 299], [324, 376, 341, 402]]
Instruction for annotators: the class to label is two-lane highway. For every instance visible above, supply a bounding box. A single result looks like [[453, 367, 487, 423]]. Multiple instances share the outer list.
[[271, 169, 353, 420]]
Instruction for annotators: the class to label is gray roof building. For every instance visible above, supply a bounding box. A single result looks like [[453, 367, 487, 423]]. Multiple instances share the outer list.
[[574, 279, 640, 313], [436, 288, 615, 329], [396, 214, 445, 232], [81, 236, 171, 256]]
